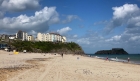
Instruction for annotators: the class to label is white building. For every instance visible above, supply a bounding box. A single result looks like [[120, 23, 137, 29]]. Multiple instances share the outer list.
[[28, 35, 34, 41], [62, 36, 66, 42], [9, 35, 16, 40], [16, 30, 28, 41], [37, 32, 66, 42]]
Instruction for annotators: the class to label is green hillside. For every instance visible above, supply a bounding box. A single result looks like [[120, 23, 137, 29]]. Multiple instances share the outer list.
[[9, 40, 85, 55]]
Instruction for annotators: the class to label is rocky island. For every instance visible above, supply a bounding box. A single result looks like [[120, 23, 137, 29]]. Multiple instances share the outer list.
[[95, 48, 128, 54]]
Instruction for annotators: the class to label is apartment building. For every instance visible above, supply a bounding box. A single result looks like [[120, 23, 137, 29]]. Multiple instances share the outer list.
[[9, 35, 16, 40], [37, 32, 66, 42], [28, 35, 34, 41], [0, 34, 9, 42], [62, 36, 66, 42], [16, 30, 28, 41]]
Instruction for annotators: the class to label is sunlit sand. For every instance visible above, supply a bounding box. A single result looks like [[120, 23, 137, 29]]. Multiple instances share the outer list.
[[0, 50, 140, 81]]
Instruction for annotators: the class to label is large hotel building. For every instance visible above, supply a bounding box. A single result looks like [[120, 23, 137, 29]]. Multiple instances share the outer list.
[[16, 30, 34, 41], [37, 33, 66, 42]]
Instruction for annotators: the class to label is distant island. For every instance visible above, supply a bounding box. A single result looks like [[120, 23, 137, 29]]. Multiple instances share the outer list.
[[95, 48, 128, 54]]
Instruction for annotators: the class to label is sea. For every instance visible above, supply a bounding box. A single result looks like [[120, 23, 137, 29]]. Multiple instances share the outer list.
[[86, 54, 140, 65]]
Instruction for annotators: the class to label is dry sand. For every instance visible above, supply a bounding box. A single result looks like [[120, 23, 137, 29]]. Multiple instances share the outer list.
[[0, 50, 140, 81]]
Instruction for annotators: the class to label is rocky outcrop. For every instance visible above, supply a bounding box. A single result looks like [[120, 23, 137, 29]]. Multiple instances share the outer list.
[[95, 48, 128, 54]]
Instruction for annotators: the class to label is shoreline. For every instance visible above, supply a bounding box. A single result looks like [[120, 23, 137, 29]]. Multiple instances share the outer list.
[[94, 57, 140, 65], [89, 54, 140, 65]]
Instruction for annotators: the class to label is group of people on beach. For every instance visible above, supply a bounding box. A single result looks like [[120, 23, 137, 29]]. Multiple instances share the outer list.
[[61, 54, 130, 62], [105, 57, 130, 62]]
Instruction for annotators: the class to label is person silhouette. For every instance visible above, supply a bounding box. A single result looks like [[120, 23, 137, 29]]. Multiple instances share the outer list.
[[128, 57, 130, 62], [61, 53, 63, 58], [116, 57, 118, 61]]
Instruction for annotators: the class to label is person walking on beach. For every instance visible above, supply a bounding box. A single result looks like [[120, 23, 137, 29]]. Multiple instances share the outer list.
[[105, 57, 109, 61], [61, 53, 63, 58], [116, 57, 118, 61], [106, 57, 108, 61], [128, 57, 130, 62]]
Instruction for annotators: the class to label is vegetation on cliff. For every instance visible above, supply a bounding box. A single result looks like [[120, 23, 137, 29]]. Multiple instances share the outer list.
[[9, 40, 85, 54]]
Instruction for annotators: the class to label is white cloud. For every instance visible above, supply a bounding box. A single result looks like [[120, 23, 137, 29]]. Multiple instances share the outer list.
[[65, 4, 140, 53], [28, 30, 37, 37], [0, 0, 40, 12], [57, 27, 72, 35], [112, 4, 139, 19], [29, 30, 37, 35], [106, 4, 140, 33], [73, 35, 78, 38], [129, 36, 140, 41], [105, 35, 121, 42], [67, 28, 140, 53], [0, 11, 4, 18], [93, 20, 108, 25], [68, 31, 104, 46], [62, 15, 80, 23], [104, 4, 140, 49], [0, 6, 60, 33], [77, 38, 90, 45]]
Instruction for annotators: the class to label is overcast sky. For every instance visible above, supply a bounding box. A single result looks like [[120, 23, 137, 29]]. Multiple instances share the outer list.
[[0, 0, 140, 54]]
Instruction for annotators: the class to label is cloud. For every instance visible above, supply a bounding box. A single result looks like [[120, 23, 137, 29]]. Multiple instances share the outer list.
[[73, 35, 78, 38], [0, 0, 40, 12], [0, 11, 4, 18], [62, 15, 80, 23], [129, 36, 140, 41], [106, 4, 140, 33], [93, 20, 108, 26], [28, 30, 37, 37], [67, 31, 115, 53], [29, 30, 37, 35], [68, 31, 104, 46], [102, 4, 140, 53], [66, 28, 140, 53], [0, 6, 60, 34], [64, 4, 140, 53], [57, 27, 72, 35], [112, 4, 139, 19], [109, 4, 140, 39], [105, 35, 121, 42]]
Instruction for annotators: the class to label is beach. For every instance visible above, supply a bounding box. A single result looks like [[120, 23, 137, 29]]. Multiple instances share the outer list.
[[0, 50, 140, 81]]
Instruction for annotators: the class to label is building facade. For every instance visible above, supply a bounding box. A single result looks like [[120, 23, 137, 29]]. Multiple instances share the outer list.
[[37, 33, 66, 42], [0, 34, 9, 42], [9, 35, 16, 40], [62, 36, 66, 42], [16, 30, 28, 41], [28, 35, 34, 41]]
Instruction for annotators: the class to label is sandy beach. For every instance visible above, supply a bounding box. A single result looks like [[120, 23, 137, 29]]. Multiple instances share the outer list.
[[0, 50, 140, 81]]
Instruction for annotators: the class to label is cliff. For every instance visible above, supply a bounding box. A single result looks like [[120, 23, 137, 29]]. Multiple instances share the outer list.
[[8, 41, 85, 55], [95, 48, 128, 54]]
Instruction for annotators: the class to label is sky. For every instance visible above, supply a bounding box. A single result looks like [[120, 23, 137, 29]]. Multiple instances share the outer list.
[[0, 0, 140, 54]]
